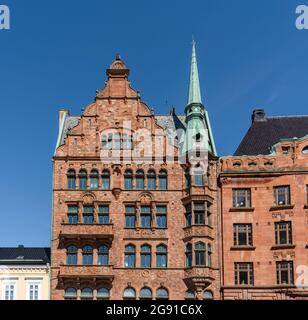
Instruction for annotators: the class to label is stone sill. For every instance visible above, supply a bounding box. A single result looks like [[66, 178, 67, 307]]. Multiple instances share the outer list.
[[222, 285, 296, 289], [230, 246, 256, 251], [269, 205, 294, 211], [61, 223, 114, 226], [183, 224, 213, 230], [271, 244, 296, 250], [123, 227, 167, 230], [229, 207, 255, 212]]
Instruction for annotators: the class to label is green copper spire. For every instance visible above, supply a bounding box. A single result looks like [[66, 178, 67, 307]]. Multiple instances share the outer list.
[[187, 40, 202, 105]]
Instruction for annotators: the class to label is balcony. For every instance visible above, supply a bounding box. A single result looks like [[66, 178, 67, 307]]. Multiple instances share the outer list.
[[183, 266, 216, 287], [58, 265, 114, 280], [183, 225, 213, 241], [59, 223, 114, 241]]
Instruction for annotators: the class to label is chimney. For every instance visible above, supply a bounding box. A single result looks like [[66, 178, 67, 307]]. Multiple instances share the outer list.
[[59, 109, 69, 129], [252, 109, 266, 123]]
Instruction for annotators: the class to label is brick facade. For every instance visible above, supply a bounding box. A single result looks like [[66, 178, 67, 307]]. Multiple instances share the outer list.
[[51, 56, 220, 300], [51, 55, 308, 300]]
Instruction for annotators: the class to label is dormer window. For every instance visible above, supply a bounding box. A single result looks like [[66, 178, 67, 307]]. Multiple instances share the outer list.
[[282, 147, 289, 155], [302, 146, 308, 155]]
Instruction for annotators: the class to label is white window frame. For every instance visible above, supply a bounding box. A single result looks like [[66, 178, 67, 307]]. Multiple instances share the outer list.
[[26, 281, 41, 300], [2, 281, 16, 300]]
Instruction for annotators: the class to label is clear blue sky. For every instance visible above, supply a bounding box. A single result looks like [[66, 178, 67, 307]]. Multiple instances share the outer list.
[[0, 0, 307, 246]]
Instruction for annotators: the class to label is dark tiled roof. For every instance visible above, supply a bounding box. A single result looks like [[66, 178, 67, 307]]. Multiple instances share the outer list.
[[234, 112, 308, 156], [0, 247, 50, 265]]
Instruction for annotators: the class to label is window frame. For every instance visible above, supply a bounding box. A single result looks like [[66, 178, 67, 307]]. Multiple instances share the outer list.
[[234, 262, 254, 286]]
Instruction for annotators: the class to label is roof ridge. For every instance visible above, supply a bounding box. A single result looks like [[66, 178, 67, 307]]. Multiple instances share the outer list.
[[268, 115, 308, 119]]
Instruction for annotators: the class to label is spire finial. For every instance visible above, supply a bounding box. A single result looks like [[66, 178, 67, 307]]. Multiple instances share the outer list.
[[187, 39, 202, 105]]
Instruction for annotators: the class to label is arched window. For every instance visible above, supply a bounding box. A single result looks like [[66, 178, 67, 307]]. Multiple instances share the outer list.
[[140, 245, 151, 268], [208, 243, 212, 267], [147, 170, 156, 190], [203, 291, 214, 300], [185, 243, 192, 267], [79, 170, 87, 190], [67, 169, 76, 190], [124, 244, 136, 268], [123, 287, 136, 300], [156, 244, 167, 268], [140, 287, 152, 300], [156, 287, 169, 300], [124, 170, 133, 190], [102, 170, 110, 190], [90, 169, 99, 190], [80, 288, 93, 300], [136, 170, 145, 190], [185, 169, 191, 188], [158, 170, 167, 190], [114, 132, 121, 149], [97, 287, 110, 300], [102, 134, 108, 149], [193, 164, 204, 186], [185, 290, 195, 300], [64, 287, 77, 300], [66, 246, 78, 265], [195, 242, 206, 266], [82, 245, 93, 265], [98, 245, 109, 266]]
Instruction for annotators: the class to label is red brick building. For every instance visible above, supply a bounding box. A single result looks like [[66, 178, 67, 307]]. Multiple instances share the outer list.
[[51, 46, 308, 300], [220, 110, 308, 299], [51, 43, 220, 300]]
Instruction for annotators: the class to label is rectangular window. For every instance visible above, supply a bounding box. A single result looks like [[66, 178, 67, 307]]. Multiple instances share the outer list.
[[125, 206, 136, 228], [156, 206, 167, 228], [306, 185, 308, 204], [232, 188, 251, 208], [124, 176, 133, 190], [83, 206, 94, 224], [28, 282, 40, 300], [185, 204, 192, 227], [141, 206, 152, 228], [274, 186, 291, 206], [207, 202, 212, 226], [98, 206, 109, 224], [275, 221, 292, 245], [234, 262, 254, 285], [67, 205, 78, 224], [276, 261, 294, 285], [233, 224, 253, 246], [4, 283, 15, 300], [194, 203, 205, 225]]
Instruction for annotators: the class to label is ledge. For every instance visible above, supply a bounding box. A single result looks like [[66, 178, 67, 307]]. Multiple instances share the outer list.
[[222, 285, 296, 289], [269, 205, 294, 211], [230, 245, 256, 251], [229, 207, 255, 212], [271, 244, 296, 250]]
